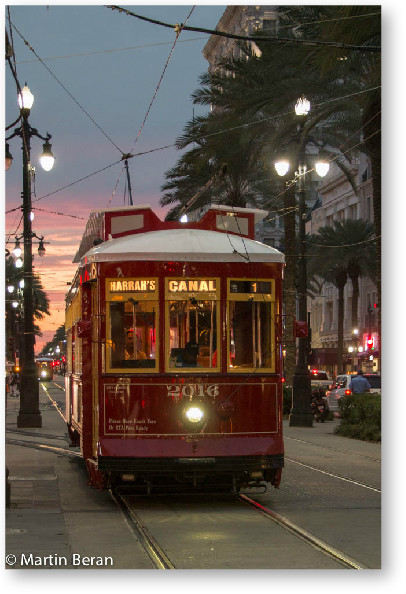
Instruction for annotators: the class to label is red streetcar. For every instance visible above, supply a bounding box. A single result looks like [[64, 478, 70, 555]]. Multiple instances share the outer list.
[[65, 205, 285, 492]]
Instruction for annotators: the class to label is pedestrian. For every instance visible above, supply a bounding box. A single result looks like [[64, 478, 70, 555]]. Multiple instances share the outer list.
[[349, 369, 371, 394], [7, 372, 18, 397]]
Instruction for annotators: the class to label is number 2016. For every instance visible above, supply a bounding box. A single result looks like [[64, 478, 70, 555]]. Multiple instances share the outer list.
[[167, 384, 219, 398]]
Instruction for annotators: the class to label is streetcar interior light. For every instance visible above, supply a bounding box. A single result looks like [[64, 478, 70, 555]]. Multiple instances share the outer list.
[[185, 406, 204, 423]]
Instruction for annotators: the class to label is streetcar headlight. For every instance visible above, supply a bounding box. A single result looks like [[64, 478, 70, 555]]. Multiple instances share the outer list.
[[185, 406, 205, 423], [41, 370, 47, 377]]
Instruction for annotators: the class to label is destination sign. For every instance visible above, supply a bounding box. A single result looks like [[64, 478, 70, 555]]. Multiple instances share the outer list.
[[109, 279, 156, 292], [168, 279, 216, 293], [229, 280, 272, 294]]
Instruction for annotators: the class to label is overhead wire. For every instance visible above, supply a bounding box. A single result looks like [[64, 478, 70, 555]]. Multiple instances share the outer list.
[[13, 11, 381, 66], [267, 10, 381, 31], [5, 97, 380, 215], [8, 18, 124, 154], [107, 5, 381, 52], [16, 37, 208, 64], [106, 5, 196, 207]]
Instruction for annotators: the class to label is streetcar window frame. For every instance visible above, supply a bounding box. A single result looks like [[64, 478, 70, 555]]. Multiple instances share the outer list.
[[227, 278, 276, 373], [105, 278, 159, 374], [165, 278, 220, 373]]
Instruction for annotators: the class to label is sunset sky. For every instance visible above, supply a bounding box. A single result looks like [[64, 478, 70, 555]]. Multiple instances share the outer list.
[[5, 4, 225, 353]]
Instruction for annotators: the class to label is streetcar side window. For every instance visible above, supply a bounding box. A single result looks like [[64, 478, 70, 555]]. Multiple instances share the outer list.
[[227, 279, 275, 373], [107, 300, 157, 370]]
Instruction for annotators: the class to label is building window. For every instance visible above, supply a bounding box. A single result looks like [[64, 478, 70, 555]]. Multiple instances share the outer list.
[[366, 196, 373, 221], [326, 302, 333, 330], [262, 19, 277, 31], [348, 204, 357, 220]]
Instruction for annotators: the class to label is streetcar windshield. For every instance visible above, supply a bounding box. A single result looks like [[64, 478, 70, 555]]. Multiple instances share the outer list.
[[168, 299, 218, 370], [228, 279, 275, 372], [108, 300, 157, 369]]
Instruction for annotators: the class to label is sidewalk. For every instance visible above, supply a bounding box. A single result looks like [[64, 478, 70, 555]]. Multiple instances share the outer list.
[[5, 386, 151, 570]]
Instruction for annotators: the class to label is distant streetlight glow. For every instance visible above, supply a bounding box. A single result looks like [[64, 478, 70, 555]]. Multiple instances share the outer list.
[[13, 240, 22, 258]]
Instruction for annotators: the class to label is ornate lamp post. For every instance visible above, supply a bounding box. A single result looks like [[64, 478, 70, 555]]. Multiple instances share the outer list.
[[275, 96, 329, 427], [5, 84, 55, 428]]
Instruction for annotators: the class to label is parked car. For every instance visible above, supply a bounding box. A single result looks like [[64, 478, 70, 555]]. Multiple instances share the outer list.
[[326, 374, 381, 413], [310, 369, 332, 390]]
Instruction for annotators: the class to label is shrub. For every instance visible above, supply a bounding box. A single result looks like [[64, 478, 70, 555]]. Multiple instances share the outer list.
[[335, 392, 381, 442]]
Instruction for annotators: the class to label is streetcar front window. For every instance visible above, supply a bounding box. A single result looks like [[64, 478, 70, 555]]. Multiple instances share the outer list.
[[108, 300, 157, 370], [168, 299, 218, 370], [228, 279, 275, 372]]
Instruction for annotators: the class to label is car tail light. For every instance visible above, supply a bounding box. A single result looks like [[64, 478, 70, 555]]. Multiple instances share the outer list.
[[345, 389, 351, 395]]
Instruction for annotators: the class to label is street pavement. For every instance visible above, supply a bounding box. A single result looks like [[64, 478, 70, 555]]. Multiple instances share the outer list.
[[5, 380, 381, 572]]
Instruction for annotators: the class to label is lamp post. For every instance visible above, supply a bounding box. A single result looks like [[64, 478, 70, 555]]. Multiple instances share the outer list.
[[6, 84, 55, 428], [275, 96, 329, 427]]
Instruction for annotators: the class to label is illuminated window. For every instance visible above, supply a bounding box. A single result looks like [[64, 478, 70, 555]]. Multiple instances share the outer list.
[[227, 279, 275, 372], [106, 278, 158, 372], [166, 279, 219, 371]]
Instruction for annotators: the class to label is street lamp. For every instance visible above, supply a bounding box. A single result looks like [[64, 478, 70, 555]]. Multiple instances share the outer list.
[[275, 96, 329, 427], [6, 83, 55, 428]]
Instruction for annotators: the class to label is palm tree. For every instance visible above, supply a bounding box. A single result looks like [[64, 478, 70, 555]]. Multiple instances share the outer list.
[[5, 256, 50, 344], [308, 219, 376, 372], [331, 219, 376, 331], [297, 5, 381, 321], [308, 229, 348, 374]]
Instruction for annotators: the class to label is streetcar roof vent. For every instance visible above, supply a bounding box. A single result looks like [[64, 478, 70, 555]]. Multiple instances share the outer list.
[[74, 205, 273, 263]]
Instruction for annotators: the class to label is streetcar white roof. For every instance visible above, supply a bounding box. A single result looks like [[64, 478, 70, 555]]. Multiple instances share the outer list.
[[80, 228, 284, 264]]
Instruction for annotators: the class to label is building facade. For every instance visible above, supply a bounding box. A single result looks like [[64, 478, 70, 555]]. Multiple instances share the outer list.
[[306, 155, 379, 375], [203, 5, 279, 67]]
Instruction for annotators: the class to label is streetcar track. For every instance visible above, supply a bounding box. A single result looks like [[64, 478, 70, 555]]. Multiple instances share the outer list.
[[41, 384, 67, 422], [6, 430, 376, 569], [110, 491, 175, 569], [285, 457, 381, 493], [5, 438, 81, 458], [6, 427, 66, 441], [238, 493, 368, 569], [285, 435, 381, 463]]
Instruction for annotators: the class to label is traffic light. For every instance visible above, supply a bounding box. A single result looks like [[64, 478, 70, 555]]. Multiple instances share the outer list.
[[366, 336, 374, 351]]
